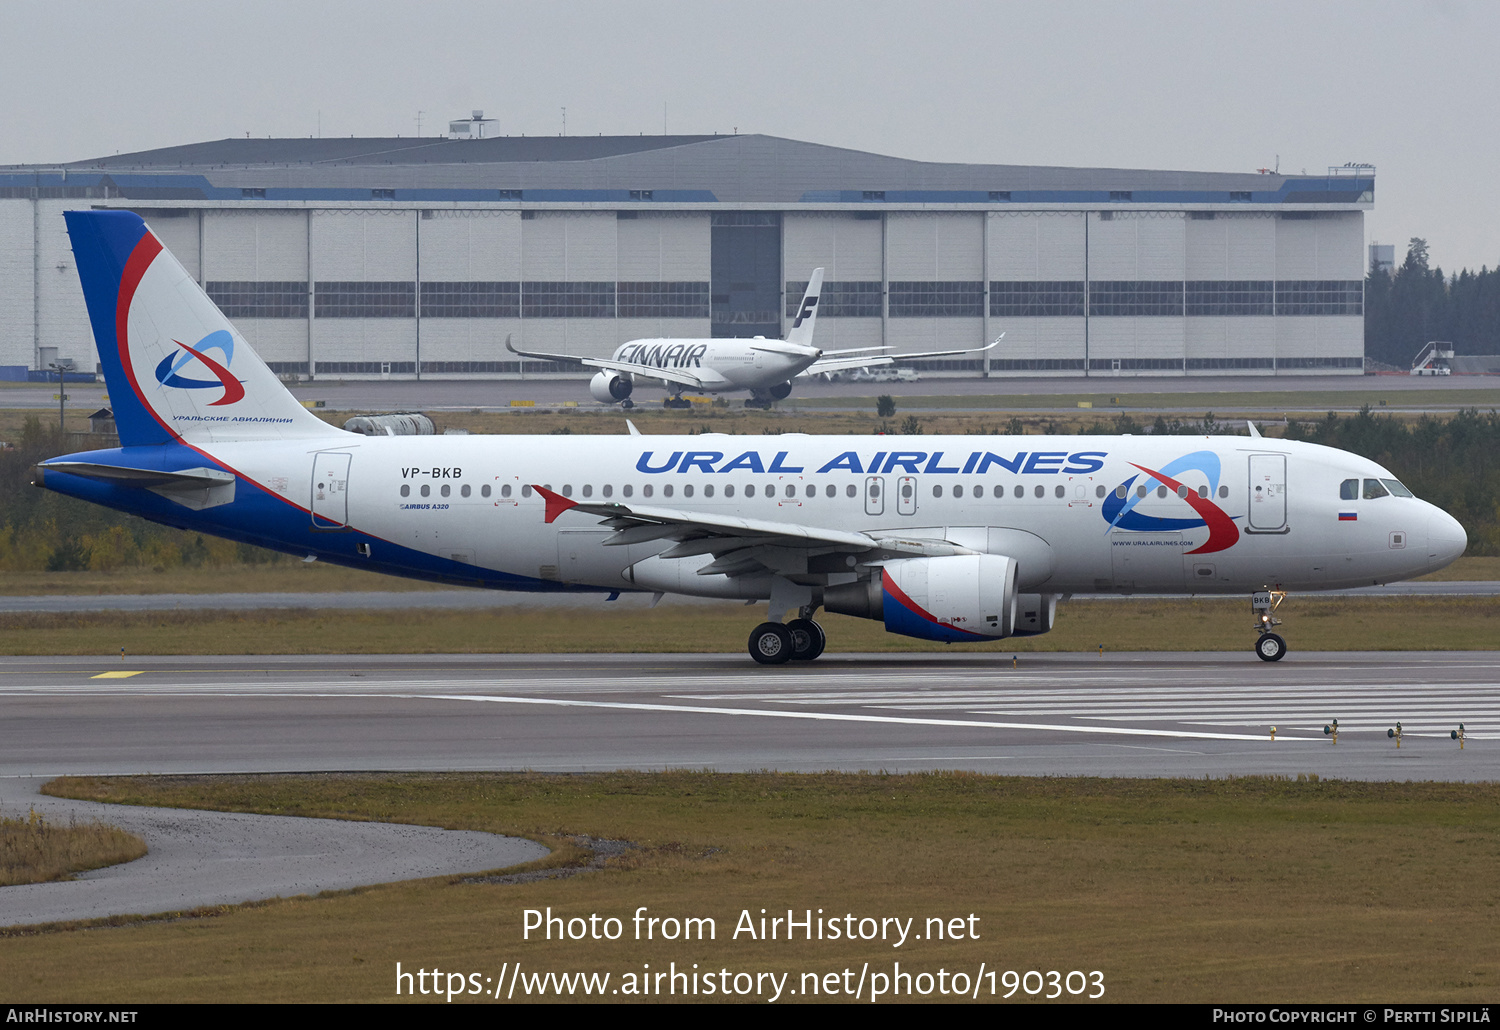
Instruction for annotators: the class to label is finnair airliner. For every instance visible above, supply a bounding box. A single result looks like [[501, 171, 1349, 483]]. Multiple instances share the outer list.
[[35, 212, 1467, 664], [505, 268, 998, 409]]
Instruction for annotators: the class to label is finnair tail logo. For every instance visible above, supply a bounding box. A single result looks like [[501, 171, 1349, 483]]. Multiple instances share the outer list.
[[793, 294, 818, 328], [154, 330, 245, 406], [1101, 450, 1240, 554]]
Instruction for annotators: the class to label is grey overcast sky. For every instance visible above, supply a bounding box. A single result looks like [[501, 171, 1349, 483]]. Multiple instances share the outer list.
[[3, 0, 1495, 273]]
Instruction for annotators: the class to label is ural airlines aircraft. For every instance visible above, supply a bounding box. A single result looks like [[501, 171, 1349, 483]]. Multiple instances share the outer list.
[[505, 268, 998, 408], [36, 212, 1467, 664]]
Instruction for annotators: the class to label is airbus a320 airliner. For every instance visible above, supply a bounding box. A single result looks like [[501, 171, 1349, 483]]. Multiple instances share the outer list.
[[36, 212, 1467, 664], [505, 268, 998, 409]]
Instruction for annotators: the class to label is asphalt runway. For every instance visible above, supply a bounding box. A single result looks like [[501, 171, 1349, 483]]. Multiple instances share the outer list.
[[1, 651, 1493, 781]]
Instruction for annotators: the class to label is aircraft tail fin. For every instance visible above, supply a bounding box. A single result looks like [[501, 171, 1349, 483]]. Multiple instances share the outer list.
[[784, 267, 824, 349], [63, 210, 342, 448]]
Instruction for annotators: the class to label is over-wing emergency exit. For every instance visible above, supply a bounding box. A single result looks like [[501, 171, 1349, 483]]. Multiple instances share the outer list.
[[35, 212, 1467, 664]]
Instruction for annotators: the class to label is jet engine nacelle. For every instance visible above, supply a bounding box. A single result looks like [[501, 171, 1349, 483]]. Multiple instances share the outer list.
[[589, 372, 633, 403], [768, 381, 793, 400], [824, 554, 1017, 643]]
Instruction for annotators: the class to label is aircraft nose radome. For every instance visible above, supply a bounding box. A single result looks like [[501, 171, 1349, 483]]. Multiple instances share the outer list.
[[1427, 510, 1467, 568]]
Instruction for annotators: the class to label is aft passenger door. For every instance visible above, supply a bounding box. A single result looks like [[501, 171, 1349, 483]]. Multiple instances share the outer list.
[[311, 451, 352, 530]]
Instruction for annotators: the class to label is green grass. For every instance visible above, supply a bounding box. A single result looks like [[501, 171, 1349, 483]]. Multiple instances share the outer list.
[[0, 810, 147, 887], [0, 597, 1495, 656], [5, 772, 1495, 1003]]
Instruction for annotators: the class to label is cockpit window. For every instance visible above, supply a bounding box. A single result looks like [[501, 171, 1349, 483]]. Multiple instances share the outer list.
[[1339, 479, 1358, 501], [1381, 478, 1414, 498], [1363, 478, 1390, 500]]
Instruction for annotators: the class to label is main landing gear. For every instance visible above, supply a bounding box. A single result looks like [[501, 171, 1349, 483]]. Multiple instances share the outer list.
[[663, 393, 692, 409], [1252, 588, 1288, 662], [748, 613, 827, 665]]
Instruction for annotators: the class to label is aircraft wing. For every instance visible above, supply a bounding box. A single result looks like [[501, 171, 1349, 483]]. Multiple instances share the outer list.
[[504, 335, 708, 389], [800, 335, 1003, 378], [531, 486, 972, 578]]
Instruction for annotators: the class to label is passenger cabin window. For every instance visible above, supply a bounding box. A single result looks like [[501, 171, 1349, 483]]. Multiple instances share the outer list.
[[1218, 485, 1228, 499], [400, 485, 410, 497], [1363, 479, 1389, 500], [933, 485, 944, 498], [846, 484, 856, 498], [461, 484, 471, 498], [1033, 485, 1044, 499], [1340, 479, 1358, 500], [623, 485, 633, 497]]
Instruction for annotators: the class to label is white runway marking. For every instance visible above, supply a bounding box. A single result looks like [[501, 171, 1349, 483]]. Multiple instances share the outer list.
[[388, 693, 1304, 742]]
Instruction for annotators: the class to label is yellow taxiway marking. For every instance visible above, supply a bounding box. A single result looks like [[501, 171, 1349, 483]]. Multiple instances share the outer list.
[[90, 671, 143, 679]]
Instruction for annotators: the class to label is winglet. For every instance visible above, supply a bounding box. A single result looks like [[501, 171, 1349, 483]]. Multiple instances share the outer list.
[[531, 484, 578, 523], [626, 419, 641, 436], [1247, 421, 1262, 438], [504, 333, 517, 354]]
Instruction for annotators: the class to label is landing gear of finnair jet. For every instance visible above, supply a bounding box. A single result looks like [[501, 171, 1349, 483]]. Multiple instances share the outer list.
[[748, 622, 795, 665], [663, 393, 692, 409], [787, 617, 826, 661], [1255, 633, 1287, 662], [1252, 588, 1288, 661], [621, 398, 634, 409]]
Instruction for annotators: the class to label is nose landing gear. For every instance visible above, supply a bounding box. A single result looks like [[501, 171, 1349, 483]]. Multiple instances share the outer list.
[[1252, 589, 1287, 661]]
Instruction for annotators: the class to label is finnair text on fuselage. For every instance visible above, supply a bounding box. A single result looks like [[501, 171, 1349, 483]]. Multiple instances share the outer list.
[[614, 342, 710, 369]]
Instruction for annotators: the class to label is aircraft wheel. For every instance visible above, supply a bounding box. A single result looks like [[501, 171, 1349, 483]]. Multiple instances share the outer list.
[[621, 399, 634, 409], [787, 618, 826, 661], [1255, 633, 1287, 662], [748, 622, 794, 665]]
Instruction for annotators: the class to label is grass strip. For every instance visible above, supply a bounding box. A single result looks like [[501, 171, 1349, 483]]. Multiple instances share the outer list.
[[0, 810, 147, 887], [0, 597, 1494, 656], [5, 772, 1495, 1003]]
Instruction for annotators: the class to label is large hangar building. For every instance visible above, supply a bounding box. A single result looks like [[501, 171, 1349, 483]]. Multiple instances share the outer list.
[[0, 132, 1372, 381]]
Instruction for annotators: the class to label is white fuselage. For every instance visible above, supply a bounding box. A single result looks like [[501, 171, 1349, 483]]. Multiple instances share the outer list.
[[210, 433, 1466, 597]]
